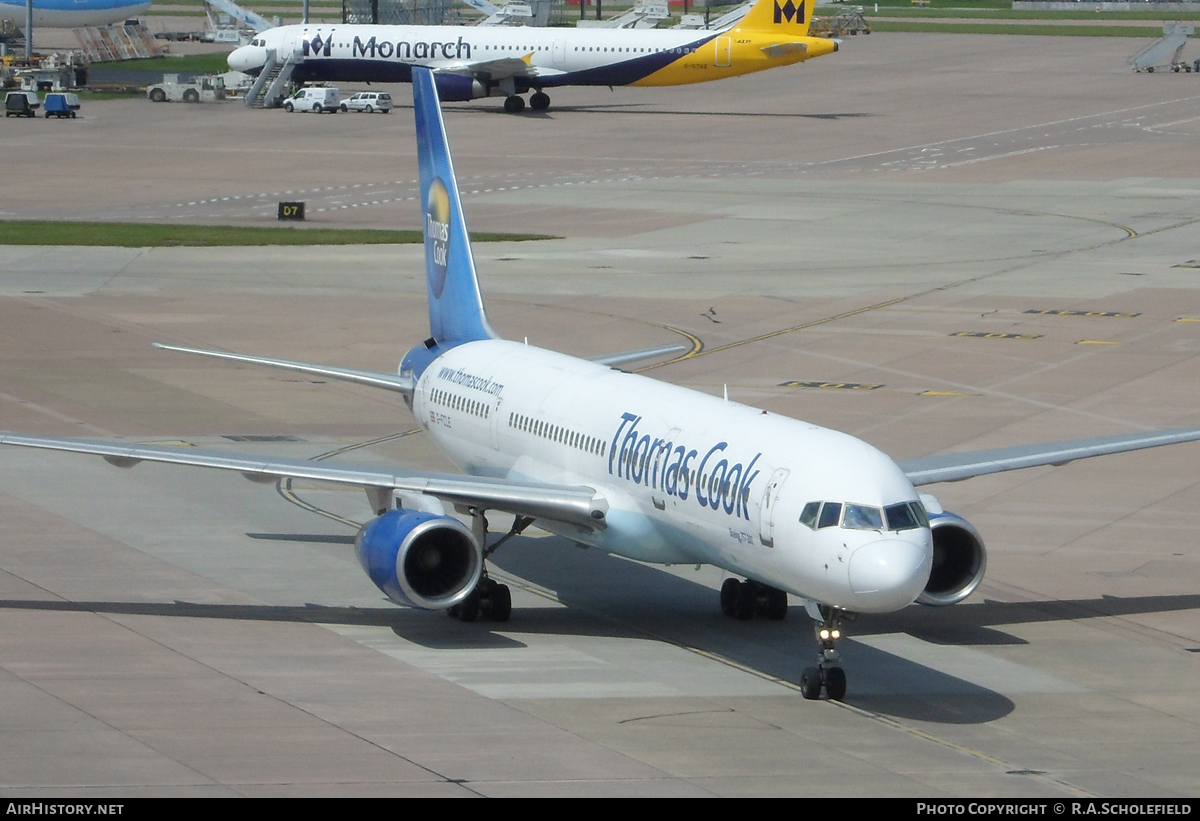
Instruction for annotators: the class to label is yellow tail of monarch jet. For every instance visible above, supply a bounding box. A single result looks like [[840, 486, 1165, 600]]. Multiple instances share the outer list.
[[630, 0, 837, 87]]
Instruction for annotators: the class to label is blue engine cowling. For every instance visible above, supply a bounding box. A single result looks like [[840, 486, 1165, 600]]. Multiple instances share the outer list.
[[433, 73, 488, 102], [355, 509, 483, 609], [918, 512, 988, 606]]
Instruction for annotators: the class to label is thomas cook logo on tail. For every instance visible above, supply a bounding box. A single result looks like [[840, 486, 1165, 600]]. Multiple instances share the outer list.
[[425, 177, 451, 299], [774, 0, 805, 23]]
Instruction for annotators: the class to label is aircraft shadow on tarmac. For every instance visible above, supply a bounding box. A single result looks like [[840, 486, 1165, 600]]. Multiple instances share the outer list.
[[423, 103, 876, 120], [6, 532, 1199, 724]]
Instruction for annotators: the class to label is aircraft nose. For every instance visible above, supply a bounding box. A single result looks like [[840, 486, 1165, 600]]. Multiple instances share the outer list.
[[847, 538, 931, 612], [228, 46, 261, 74]]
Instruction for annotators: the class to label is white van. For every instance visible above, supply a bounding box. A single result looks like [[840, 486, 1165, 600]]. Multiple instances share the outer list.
[[283, 87, 343, 113]]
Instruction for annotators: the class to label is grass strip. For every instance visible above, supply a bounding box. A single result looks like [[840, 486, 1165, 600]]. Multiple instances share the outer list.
[[869, 20, 1164, 35], [0, 222, 553, 247]]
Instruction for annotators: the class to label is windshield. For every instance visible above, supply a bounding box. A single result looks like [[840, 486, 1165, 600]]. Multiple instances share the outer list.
[[801, 499, 929, 532], [843, 504, 883, 531]]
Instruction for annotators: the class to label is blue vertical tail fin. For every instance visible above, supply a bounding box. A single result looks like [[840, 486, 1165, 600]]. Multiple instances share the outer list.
[[413, 68, 498, 345]]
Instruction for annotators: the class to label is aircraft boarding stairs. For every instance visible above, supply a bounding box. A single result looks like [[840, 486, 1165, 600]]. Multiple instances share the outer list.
[[73, 22, 163, 63], [244, 48, 298, 108], [1130, 23, 1197, 73]]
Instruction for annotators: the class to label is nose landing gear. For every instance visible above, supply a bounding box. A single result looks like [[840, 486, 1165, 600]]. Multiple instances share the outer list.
[[800, 603, 854, 700]]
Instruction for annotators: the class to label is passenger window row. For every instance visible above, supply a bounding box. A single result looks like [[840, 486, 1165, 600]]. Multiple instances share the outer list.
[[799, 500, 929, 533], [431, 388, 490, 419], [509, 412, 606, 457]]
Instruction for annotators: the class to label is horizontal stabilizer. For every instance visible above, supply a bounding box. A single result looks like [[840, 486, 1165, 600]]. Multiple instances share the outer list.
[[761, 42, 808, 58], [153, 343, 414, 394], [588, 343, 688, 367]]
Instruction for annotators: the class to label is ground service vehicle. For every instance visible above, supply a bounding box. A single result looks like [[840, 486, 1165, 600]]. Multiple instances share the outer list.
[[43, 92, 80, 118], [283, 86, 342, 112], [4, 90, 39, 117], [147, 74, 226, 103]]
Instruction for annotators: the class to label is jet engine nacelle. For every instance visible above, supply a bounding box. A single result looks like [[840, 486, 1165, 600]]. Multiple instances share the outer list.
[[433, 74, 489, 102], [355, 509, 483, 609], [917, 512, 987, 606]]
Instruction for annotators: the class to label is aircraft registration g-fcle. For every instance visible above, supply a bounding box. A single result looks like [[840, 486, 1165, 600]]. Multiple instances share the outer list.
[[0, 0, 150, 28], [227, 0, 837, 113], [7, 69, 1200, 700]]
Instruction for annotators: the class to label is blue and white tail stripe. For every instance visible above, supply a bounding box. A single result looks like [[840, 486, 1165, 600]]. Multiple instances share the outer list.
[[413, 67, 498, 345]]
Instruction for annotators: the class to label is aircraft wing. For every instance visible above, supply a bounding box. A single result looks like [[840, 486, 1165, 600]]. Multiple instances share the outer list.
[[153, 343, 414, 394], [0, 432, 608, 531], [436, 59, 568, 82], [898, 428, 1200, 486], [437, 58, 533, 81]]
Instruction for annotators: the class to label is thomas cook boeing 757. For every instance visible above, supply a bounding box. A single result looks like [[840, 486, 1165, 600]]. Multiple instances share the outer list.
[[228, 0, 836, 113], [6, 69, 1200, 700]]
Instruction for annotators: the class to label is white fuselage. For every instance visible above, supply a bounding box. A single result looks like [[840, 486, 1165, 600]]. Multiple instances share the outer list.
[[412, 339, 934, 614]]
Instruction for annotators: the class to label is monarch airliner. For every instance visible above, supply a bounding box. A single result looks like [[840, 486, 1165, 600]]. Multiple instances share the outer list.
[[228, 0, 837, 112], [6, 69, 1200, 700]]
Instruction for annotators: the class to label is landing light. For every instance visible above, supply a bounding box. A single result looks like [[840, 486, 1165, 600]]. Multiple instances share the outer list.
[[819, 628, 841, 641]]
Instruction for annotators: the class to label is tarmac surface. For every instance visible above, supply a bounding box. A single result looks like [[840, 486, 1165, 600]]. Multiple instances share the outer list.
[[2, 33, 1200, 796]]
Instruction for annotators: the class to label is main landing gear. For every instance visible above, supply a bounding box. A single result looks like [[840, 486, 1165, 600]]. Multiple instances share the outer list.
[[799, 604, 853, 701], [448, 576, 511, 622], [503, 91, 551, 114], [720, 577, 788, 620], [447, 512, 534, 623]]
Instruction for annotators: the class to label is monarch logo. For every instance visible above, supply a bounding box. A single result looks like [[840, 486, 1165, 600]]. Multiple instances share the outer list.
[[425, 177, 451, 299], [773, 0, 805, 23], [302, 33, 333, 57]]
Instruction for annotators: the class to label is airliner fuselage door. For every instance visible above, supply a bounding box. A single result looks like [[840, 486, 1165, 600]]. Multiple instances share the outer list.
[[716, 36, 732, 68], [758, 468, 789, 547], [491, 395, 503, 450]]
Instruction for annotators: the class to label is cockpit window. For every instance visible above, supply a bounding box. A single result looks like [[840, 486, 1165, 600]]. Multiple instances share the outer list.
[[843, 504, 883, 531], [884, 502, 925, 531], [817, 502, 842, 529], [805, 500, 929, 532], [799, 501, 820, 529], [885, 503, 916, 531]]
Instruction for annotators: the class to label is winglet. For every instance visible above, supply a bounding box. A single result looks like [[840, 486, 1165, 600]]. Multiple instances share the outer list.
[[412, 67, 498, 345]]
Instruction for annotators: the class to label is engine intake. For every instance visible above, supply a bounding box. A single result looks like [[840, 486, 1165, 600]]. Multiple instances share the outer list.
[[355, 509, 483, 610], [918, 512, 987, 606]]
